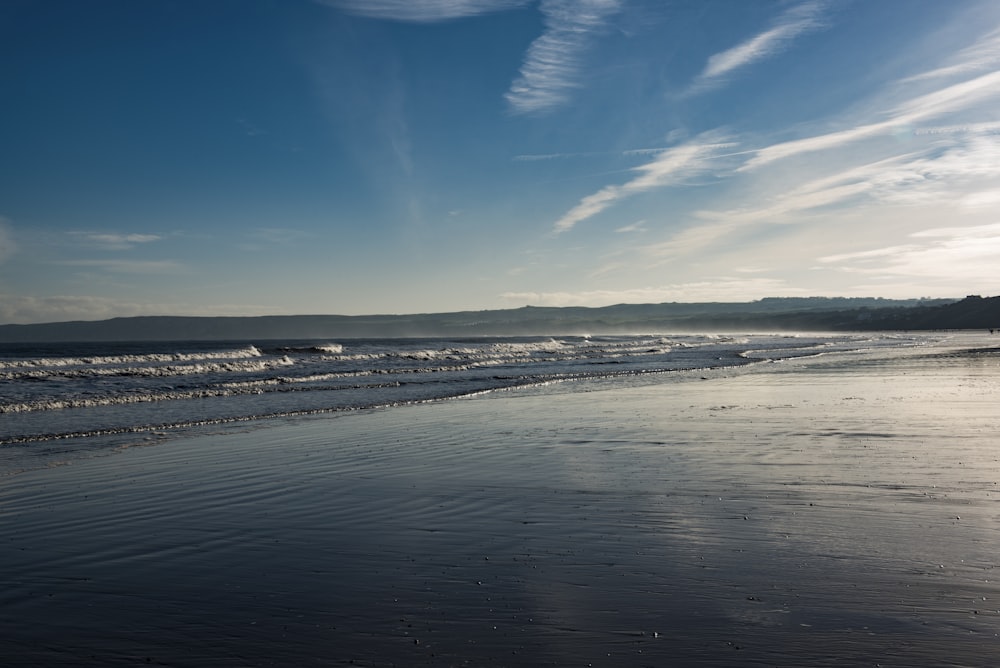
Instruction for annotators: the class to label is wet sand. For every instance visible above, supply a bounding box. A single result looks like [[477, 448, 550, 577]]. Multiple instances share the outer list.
[[2, 333, 1000, 666]]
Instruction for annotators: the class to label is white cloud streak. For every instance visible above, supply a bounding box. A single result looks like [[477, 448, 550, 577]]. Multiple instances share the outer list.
[[643, 220, 741, 261], [616, 220, 646, 233], [905, 26, 1000, 82], [700, 133, 1000, 229], [692, 1, 827, 91], [0, 295, 271, 325], [912, 121, 1000, 136], [505, 0, 624, 115], [513, 146, 674, 161], [75, 232, 162, 250], [819, 244, 923, 265], [316, 0, 529, 23], [546, 10, 1000, 303], [819, 223, 1000, 283], [912, 221, 1000, 240], [553, 134, 734, 233], [60, 259, 183, 274], [321, 0, 621, 115], [500, 277, 802, 307], [742, 58, 1000, 171], [513, 151, 604, 161]]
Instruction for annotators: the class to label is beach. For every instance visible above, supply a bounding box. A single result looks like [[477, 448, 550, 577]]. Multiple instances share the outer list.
[[2, 333, 999, 666]]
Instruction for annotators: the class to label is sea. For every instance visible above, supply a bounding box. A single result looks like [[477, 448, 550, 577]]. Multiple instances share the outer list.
[[0, 332, 932, 473]]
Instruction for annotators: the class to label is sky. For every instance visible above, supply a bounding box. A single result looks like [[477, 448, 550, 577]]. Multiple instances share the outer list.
[[2, 0, 1000, 323]]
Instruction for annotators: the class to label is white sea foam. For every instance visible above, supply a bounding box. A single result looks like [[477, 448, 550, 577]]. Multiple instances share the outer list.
[[0, 357, 292, 381], [1, 387, 246, 414], [0, 345, 264, 370], [276, 343, 344, 354], [2, 333, 920, 445]]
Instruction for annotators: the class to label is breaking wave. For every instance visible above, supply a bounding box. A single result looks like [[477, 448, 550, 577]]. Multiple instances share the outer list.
[[0, 333, 927, 448]]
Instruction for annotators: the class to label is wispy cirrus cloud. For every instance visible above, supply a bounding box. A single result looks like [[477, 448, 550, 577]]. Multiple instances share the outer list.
[[616, 220, 647, 233], [894, 68, 1000, 121], [819, 244, 922, 265], [513, 151, 605, 162], [701, 153, 918, 227], [553, 133, 735, 233], [819, 223, 1000, 283], [690, 1, 828, 93], [500, 277, 801, 307], [643, 220, 741, 262], [505, 0, 624, 115], [912, 121, 1000, 137], [741, 52, 1000, 171], [319, 0, 621, 115], [514, 145, 674, 161], [0, 294, 271, 325], [905, 26, 1000, 82], [549, 10, 1000, 298], [60, 259, 183, 274], [239, 227, 315, 252], [316, 0, 529, 23], [701, 133, 1000, 229], [73, 232, 162, 251]]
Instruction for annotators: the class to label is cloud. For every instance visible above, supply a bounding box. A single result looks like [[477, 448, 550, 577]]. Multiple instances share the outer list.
[[505, 0, 624, 115], [251, 227, 313, 244], [513, 151, 604, 161], [543, 16, 1000, 298], [894, 69, 1000, 121], [0, 295, 164, 324], [237, 118, 265, 137], [698, 132, 1000, 231], [905, 26, 1000, 82], [739, 122, 892, 172], [553, 133, 735, 233], [74, 232, 162, 250], [238, 227, 316, 252], [316, 0, 529, 23], [513, 145, 674, 161], [958, 189, 1000, 210], [616, 220, 646, 233], [642, 131, 1000, 276], [60, 259, 183, 274], [818, 244, 923, 265], [691, 1, 828, 92], [912, 121, 1000, 136], [553, 186, 622, 234], [700, 153, 912, 226], [911, 221, 1000, 240], [741, 56, 1000, 171], [320, 0, 620, 115], [0, 295, 272, 325], [644, 220, 741, 261], [818, 223, 1000, 283], [500, 277, 803, 307]]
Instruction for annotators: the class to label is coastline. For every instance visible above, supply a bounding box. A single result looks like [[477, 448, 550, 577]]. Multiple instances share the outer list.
[[2, 332, 999, 666]]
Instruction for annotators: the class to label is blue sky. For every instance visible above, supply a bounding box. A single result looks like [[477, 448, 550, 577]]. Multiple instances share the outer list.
[[2, 0, 1000, 323]]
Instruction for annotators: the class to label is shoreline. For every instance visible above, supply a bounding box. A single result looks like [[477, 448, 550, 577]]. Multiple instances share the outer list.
[[2, 332, 999, 666]]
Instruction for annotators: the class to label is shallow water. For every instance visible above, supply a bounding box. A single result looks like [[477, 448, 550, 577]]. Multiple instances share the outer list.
[[0, 332, 915, 454], [2, 334, 999, 666]]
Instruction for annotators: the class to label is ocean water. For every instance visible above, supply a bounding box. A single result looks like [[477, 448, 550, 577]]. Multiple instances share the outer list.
[[3, 330, 996, 667], [0, 332, 928, 470]]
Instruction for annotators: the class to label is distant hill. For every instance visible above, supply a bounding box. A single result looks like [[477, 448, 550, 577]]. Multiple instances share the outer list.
[[1, 296, 997, 343]]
